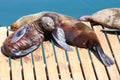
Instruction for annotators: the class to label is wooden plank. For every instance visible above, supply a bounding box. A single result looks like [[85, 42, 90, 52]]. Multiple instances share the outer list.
[[33, 46, 47, 80], [43, 41, 59, 80], [106, 29, 120, 78], [66, 46, 84, 80], [11, 60, 22, 80], [0, 27, 10, 80], [78, 48, 97, 80], [82, 22, 109, 80], [22, 54, 34, 80], [107, 31, 120, 71], [90, 51, 109, 80], [89, 25, 109, 80], [8, 27, 22, 80], [54, 44, 72, 80], [90, 52, 109, 80], [0, 24, 120, 80], [94, 25, 120, 80], [8, 27, 35, 80]]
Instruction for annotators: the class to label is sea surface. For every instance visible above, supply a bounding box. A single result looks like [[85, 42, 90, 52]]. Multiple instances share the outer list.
[[0, 0, 120, 26]]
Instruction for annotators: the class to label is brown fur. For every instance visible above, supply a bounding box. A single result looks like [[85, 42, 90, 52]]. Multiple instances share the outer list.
[[10, 11, 76, 31], [7, 12, 114, 66], [61, 21, 101, 49], [2, 20, 45, 58], [11, 11, 102, 50]]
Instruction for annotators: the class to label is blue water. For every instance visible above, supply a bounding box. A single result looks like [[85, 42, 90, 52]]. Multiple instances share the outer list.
[[0, 0, 120, 26]]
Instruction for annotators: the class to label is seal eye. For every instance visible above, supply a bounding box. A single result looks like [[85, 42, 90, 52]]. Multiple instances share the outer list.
[[41, 17, 55, 30]]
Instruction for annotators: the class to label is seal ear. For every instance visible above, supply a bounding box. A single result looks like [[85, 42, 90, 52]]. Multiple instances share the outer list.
[[11, 24, 28, 43], [52, 27, 73, 51]]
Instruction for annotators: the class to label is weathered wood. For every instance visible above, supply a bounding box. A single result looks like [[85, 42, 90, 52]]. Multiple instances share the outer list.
[[0, 27, 10, 80], [83, 22, 109, 80], [78, 48, 97, 80], [33, 46, 47, 80], [54, 44, 72, 80], [105, 28, 120, 80], [8, 27, 23, 80], [0, 25, 120, 80], [94, 26, 120, 80], [93, 25, 110, 80], [11, 59, 22, 80], [67, 46, 84, 80], [107, 31, 120, 71], [22, 55, 34, 80], [43, 41, 59, 80]]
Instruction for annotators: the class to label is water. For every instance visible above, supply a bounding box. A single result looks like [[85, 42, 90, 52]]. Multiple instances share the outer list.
[[0, 0, 120, 26]]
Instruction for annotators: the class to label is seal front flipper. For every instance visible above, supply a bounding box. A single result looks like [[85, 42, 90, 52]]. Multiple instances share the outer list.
[[2, 21, 45, 58], [10, 44, 39, 58], [11, 25, 28, 43], [41, 13, 72, 51], [93, 45, 114, 66], [52, 27, 73, 51]]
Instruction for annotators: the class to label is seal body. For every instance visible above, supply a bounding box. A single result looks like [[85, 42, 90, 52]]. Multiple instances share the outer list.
[[79, 8, 120, 30], [2, 14, 72, 58], [62, 22, 100, 48], [10, 11, 76, 31], [9, 11, 114, 66], [41, 12, 114, 66], [61, 21, 114, 66], [10, 12, 47, 30], [2, 20, 45, 58]]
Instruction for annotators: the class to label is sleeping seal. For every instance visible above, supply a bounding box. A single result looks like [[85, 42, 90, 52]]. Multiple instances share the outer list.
[[41, 13, 114, 66], [79, 8, 120, 31], [10, 11, 75, 31], [10, 11, 114, 66], [1, 15, 72, 58]]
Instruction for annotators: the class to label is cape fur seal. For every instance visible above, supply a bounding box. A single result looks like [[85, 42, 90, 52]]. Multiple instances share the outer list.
[[9, 11, 114, 66], [1, 15, 72, 58], [79, 8, 120, 31]]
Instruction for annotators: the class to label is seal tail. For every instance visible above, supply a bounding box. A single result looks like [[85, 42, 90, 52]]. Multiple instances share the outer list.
[[93, 46, 114, 66]]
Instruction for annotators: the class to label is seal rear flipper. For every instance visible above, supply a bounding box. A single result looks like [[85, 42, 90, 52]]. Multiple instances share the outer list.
[[52, 27, 73, 51], [93, 46, 114, 66]]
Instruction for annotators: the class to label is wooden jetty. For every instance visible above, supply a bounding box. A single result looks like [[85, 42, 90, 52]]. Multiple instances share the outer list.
[[0, 22, 120, 80]]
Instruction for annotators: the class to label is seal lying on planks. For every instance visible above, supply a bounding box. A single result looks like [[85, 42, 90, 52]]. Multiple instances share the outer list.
[[8, 11, 114, 66], [79, 8, 120, 32], [1, 15, 72, 58]]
